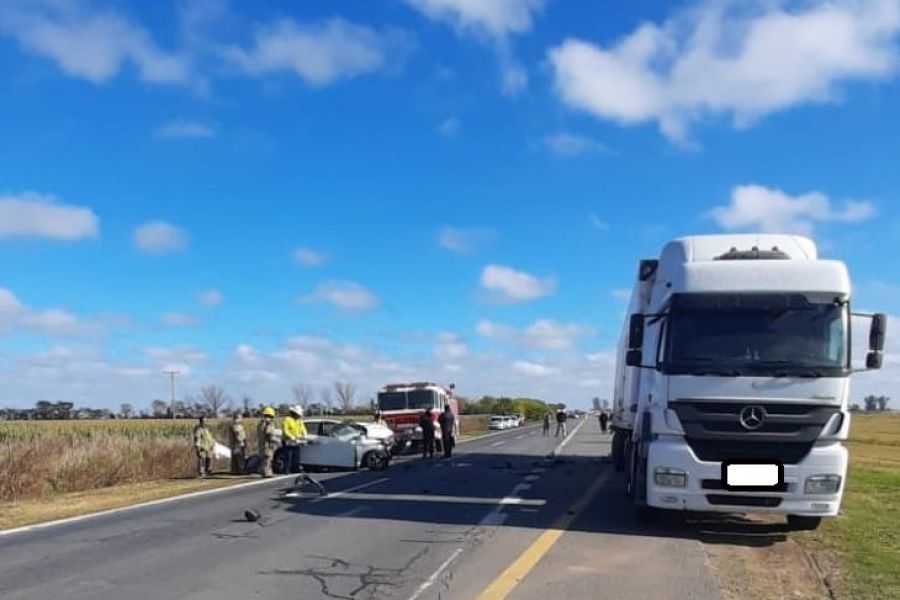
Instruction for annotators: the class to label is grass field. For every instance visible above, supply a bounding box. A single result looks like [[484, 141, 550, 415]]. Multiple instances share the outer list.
[[796, 413, 900, 599]]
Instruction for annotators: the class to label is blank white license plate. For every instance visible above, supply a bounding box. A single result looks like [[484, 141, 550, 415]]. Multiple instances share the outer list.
[[723, 462, 783, 490]]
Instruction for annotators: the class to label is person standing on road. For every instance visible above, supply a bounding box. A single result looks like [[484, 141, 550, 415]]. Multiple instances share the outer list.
[[419, 409, 436, 459], [555, 408, 568, 438], [599, 411, 609, 434], [258, 406, 278, 478], [229, 412, 246, 474], [282, 405, 305, 474], [542, 412, 551, 436], [438, 405, 457, 458], [193, 416, 215, 478]]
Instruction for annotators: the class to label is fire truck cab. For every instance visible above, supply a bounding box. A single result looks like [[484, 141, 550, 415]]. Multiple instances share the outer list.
[[377, 382, 459, 453]]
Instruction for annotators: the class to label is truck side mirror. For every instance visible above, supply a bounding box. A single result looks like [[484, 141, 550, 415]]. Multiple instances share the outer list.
[[628, 314, 645, 350], [869, 313, 887, 352], [866, 352, 883, 370], [626, 349, 643, 367]]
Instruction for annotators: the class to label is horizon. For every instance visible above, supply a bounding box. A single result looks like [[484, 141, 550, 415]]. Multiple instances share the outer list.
[[1, 0, 899, 411]]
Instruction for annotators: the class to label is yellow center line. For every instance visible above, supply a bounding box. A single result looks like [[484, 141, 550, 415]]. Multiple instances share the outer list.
[[473, 468, 612, 600]]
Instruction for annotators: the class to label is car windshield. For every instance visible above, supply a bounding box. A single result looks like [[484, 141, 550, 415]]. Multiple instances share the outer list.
[[665, 295, 847, 376], [331, 423, 360, 442], [407, 390, 435, 409], [377, 392, 406, 411]]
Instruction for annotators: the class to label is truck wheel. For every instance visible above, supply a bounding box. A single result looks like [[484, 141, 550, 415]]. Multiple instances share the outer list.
[[787, 515, 822, 531], [272, 449, 287, 474]]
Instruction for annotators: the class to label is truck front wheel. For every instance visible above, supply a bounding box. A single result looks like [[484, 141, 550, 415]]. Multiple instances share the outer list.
[[787, 515, 822, 531], [611, 430, 627, 472]]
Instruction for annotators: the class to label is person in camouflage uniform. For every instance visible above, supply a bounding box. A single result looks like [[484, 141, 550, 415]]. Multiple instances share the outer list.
[[229, 412, 247, 475], [193, 416, 215, 478], [258, 407, 278, 478]]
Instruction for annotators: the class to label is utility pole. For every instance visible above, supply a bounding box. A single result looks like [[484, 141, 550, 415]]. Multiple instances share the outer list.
[[164, 370, 180, 419]]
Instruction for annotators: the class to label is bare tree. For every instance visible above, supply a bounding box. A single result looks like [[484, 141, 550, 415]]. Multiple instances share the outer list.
[[241, 395, 253, 416], [120, 403, 134, 419], [292, 384, 313, 409], [878, 396, 890, 412], [320, 386, 334, 414], [334, 381, 356, 412], [200, 385, 230, 417], [150, 400, 168, 417]]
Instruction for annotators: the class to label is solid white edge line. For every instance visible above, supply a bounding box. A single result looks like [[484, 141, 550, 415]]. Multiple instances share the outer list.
[[0, 424, 542, 538], [406, 547, 465, 600], [0, 474, 294, 538]]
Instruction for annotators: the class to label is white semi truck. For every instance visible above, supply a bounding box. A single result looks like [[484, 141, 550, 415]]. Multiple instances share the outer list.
[[610, 234, 887, 530]]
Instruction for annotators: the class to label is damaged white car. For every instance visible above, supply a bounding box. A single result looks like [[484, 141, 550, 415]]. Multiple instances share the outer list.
[[273, 421, 390, 473]]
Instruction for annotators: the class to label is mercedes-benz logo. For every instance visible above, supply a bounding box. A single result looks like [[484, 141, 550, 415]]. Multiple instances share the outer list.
[[739, 405, 766, 430]]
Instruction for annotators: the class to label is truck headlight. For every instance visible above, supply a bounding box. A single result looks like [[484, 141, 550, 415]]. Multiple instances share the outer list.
[[805, 475, 841, 495], [654, 467, 687, 488]]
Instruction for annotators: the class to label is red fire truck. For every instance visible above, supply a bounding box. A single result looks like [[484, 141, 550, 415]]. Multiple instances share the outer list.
[[376, 382, 459, 453]]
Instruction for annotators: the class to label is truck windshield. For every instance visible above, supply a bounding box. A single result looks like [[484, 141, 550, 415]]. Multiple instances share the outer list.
[[407, 390, 435, 409], [664, 296, 847, 376], [377, 392, 407, 411]]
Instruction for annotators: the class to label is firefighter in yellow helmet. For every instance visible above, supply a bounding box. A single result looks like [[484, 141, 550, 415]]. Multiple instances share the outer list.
[[258, 406, 278, 478]]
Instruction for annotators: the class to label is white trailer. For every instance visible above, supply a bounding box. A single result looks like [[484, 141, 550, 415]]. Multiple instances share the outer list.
[[610, 234, 887, 530]]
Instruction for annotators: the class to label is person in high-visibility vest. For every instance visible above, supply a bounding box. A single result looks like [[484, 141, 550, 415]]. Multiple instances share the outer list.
[[258, 407, 278, 478], [282, 405, 307, 473]]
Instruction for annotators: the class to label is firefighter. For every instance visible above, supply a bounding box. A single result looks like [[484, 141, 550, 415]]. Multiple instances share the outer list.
[[193, 416, 215, 478], [258, 406, 278, 478], [283, 405, 305, 473], [229, 412, 246, 474], [438, 405, 456, 458], [419, 409, 435, 459]]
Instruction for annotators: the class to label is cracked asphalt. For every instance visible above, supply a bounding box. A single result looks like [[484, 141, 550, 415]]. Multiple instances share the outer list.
[[0, 421, 721, 600]]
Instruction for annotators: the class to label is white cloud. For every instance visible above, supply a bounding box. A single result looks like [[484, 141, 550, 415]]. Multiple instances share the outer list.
[[133, 221, 189, 255], [222, 18, 400, 86], [480, 264, 555, 302], [403, 0, 545, 38], [438, 117, 460, 136], [0, 287, 92, 337], [548, 0, 900, 143], [477, 318, 585, 350], [0, 1, 191, 85], [709, 185, 877, 236], [589, 213, 609, 232], [198, 289, 224, 307], [292, 247, 328, 267], [156, 120, 215, 139], [404, 0, 545, 95], [543, 132, 610, 156], [512, 360, 556, 377], [434, 332, 468, 361], [161, 312, 198, 327], [300, 281, 380, 313], [0, 192, 99, 241], [438, 226, 494, 254]]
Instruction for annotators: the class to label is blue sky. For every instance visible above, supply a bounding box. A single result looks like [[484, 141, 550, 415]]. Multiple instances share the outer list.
[[1, 0, 899, 410]]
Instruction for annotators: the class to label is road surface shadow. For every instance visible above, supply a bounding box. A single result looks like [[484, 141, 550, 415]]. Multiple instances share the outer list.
[[270, 449, 787, 548]]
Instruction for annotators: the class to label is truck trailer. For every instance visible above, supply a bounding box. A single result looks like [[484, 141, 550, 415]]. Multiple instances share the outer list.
[[610, 234, 887, 530]]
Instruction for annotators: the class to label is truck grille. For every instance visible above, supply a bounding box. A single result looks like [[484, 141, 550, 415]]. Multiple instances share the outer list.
[[706, 494, 782, 507], [670, 400, 840, 465]]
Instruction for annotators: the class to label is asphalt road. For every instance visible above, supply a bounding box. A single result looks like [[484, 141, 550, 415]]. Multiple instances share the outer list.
[[0, 420, 721, 600]]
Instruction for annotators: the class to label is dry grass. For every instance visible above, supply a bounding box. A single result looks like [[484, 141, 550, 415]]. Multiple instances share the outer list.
[[0, 476, 259, 531], [0, 419, 258, 503]]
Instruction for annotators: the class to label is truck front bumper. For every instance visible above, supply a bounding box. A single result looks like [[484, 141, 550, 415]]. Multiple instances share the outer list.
[[645, 438, 847, 516]]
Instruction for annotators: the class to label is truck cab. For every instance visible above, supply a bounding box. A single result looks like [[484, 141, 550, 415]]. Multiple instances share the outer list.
[[611, 234, 886, 530]]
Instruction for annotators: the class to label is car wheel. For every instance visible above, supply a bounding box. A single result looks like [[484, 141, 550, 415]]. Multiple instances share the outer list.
[[272, 449, 287, 475], [787, 515, 822, 531], [364, 450, 389, 471]]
